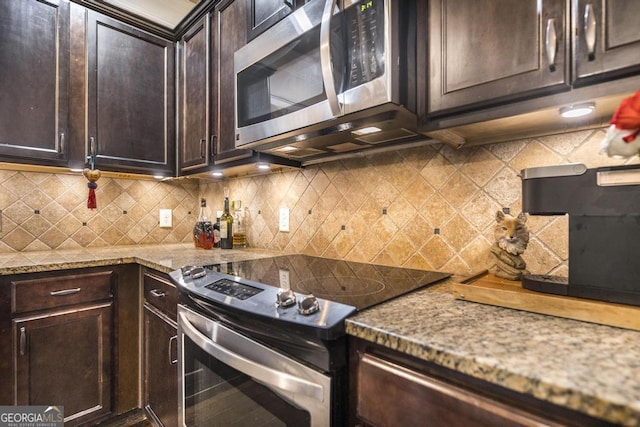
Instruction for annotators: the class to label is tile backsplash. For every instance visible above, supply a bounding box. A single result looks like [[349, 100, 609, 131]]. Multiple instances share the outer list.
[[1, 128, 637, 276], [0, 170, 199, 252], [201, 128, 639, 276]]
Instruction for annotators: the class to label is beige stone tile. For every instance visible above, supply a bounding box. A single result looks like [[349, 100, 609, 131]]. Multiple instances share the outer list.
[[22, 215, 52, 238], [441, 214, 476, 252], [402, 176, 435, 210], [2, 227, 36, 251], [385, 232, 415, 266], [419, 235, 455, 269], [3, 200, 34, 224], [403, 214, 432, 247], [536, 215, 569, 260], [39, 227, 68, 249], [510, 141, 564, 172], [387, 195, 417, 229], [460, 148, 503, 187], [460, 192, 502, 230], [419, 193, 455, 227], [483, 167, 521, 206], [522, 237, 562, 275], [440, 173, 478, 210], [420, 152, 457, 190]]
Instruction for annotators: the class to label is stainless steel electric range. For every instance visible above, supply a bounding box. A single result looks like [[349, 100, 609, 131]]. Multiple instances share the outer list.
[[169, 255, 450, 427]]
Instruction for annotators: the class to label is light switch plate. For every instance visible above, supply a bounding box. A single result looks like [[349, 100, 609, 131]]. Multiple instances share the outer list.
[[159, 209, 172, 228], [279, 207, 289, 232]]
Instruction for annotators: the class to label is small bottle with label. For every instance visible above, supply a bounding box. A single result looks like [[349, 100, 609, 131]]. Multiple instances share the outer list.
[[232, 200, 247, 248], [220, 188, 234, 249], [213, 211, 222, 248], [193, 198, 214, 249]]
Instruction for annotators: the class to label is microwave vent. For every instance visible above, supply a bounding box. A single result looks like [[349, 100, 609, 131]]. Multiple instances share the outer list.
[[327, 142, 368, 152], [355, 127, 418, 144], [269, 146, 326, 159]]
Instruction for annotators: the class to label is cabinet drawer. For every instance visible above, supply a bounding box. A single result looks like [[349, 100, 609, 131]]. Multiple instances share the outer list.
[[144, 272, 177, 320], [356, 353, 556, 427], [12, 270, 114, 314]]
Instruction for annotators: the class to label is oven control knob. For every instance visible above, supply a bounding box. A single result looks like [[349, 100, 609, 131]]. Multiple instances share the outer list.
[[276, 289, 296, 308], [182, 265, 207, 279], [181, 265, 199, 276], [297, 294, 320, 315]]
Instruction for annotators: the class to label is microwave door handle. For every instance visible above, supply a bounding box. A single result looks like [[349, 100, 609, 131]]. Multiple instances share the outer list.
[[179, 311, 324, 402], [320, 0, 341, 117]]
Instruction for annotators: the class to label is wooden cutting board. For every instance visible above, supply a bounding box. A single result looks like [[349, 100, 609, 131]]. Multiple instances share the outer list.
[[451, 271, 640, 332]]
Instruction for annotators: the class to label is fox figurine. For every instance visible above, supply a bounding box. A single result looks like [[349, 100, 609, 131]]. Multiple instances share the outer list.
[[490, 210, 530, 280]]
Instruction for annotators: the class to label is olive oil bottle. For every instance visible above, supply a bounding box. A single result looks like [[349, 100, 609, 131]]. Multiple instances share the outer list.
[[220, 188, 234, 249]]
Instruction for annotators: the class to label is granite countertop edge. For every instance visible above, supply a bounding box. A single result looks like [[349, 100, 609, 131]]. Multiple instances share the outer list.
[[346, 281, 640, 426]]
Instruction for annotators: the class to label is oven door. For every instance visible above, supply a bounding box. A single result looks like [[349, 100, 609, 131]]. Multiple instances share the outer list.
[[177, 304, 332, 427]]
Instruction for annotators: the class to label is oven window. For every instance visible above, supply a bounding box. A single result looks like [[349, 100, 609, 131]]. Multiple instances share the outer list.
[[183, 334, 311, 427]]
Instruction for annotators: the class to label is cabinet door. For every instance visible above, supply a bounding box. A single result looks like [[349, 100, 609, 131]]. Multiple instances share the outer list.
[[86, 11, 176, 176], [179, 16, 212, 173], [0, 0, 69, 165], [213, 0, 253, 164], [427, 0, 569, 116], [356, 353, 559, 427], [144, 304, 178, 427], [247, 0, 297, 41], [14, 303, 113, 427], [573, 0, 640, 85]]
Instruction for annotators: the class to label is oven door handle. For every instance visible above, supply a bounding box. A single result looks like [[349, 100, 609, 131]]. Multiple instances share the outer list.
[[320, 0, 341, 117], [179, 311, 325, 402]]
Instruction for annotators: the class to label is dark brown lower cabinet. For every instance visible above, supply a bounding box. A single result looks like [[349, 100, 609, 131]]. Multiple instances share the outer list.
[[13, 301, 113, 426], [143, 270, 178, 427], [144, 305, 178, 427], [350, 337, 609, 427], [8, 268, 117, 426]]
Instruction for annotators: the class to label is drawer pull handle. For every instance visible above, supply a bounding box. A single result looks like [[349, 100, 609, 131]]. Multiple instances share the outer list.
[[150, 289, 166, 298], [50, 287, 81, 296], [20, 327, 26, 356], [584, 3, 597, 61], [169, 335, 178, 365], [545, 18, 557, 72]]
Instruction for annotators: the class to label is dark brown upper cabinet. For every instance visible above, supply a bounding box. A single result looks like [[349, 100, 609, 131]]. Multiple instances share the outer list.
[[212, 0, 253, 165], [247, 0, 301, 41], [573, 0, 640, 86], [425, 0, 570, 117], [178, 15, 212, 173], [0, 0, 69, 166], [86, 11, 176, 176]]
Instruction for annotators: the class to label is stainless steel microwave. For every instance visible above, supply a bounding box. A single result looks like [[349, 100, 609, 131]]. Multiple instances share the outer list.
[[234, 0, 420, 163]]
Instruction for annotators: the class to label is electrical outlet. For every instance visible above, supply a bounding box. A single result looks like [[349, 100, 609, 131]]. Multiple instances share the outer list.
[[279, 207, 290, 232], [159, 209, 172, 228]]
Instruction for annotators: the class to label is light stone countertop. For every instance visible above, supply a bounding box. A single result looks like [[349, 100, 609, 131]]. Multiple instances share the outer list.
[[1, 244, 638, 425], [346, 280, 640, 426], [0, 243, 285, 276]]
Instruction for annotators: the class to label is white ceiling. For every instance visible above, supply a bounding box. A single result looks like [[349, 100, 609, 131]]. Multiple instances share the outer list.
[[102, 0, 200, 28]]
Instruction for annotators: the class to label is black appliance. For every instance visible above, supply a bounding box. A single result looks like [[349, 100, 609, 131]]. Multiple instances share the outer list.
[[170, 255, 450, 426], [521, 163, 640, 306]]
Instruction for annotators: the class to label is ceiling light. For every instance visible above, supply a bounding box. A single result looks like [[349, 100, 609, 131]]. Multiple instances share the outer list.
[[352, 126, 382, 136], [559, 102, 596, 118]]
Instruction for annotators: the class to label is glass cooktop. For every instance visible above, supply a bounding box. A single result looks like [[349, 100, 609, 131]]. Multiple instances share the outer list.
[[205, 255, 451, 311]]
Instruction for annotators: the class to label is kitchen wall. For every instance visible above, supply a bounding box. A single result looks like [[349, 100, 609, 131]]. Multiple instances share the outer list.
[[1, 128, 637, 276], [201, 128, 639, 276], [0, 169, 199, 252]]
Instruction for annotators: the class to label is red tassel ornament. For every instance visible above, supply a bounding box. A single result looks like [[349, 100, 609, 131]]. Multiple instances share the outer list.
[[83, 168, 101, 209]]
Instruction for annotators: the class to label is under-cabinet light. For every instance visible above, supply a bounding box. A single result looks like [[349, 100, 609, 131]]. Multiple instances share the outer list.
[[211, 171, 224, 178], [256, 162, 271, 171], [559, 102, 596, 118], [352, 126, 382, 136]]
